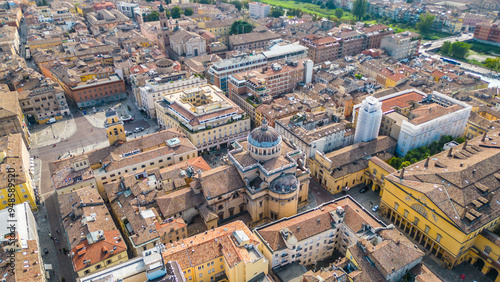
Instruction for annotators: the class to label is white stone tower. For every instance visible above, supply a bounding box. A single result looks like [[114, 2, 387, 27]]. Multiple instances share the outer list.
[[354, 96, 382, 144]]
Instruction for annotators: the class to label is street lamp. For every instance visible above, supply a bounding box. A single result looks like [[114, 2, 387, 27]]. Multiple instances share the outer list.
[[50, 124, 55, 138]]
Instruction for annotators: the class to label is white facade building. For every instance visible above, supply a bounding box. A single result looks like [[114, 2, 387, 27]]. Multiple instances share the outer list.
[[380, 31, 421, 60], [139, 72, 206, 117], [249, 2, 271, 18], [354, 96, 383, 144], [396, 92, 471, 156], [169, 29, 207, 59], [117, 2, 140, 18]]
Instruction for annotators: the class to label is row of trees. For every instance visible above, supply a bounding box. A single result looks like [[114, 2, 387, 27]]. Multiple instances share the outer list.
[[388, 135, 465, 169], [441, 41, 471, 59], [142, 6, 193, 22]]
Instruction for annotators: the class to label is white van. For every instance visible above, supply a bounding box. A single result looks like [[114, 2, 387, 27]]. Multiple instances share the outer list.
[[47, 118, 56, 124]]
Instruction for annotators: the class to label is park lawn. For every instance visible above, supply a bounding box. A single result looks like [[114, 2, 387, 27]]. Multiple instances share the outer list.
[[258, 0, 356, 20], [468, 41, 500, 57]]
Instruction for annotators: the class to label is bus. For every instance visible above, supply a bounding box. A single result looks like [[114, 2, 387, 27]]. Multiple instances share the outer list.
[[441, 57, 461, 65]]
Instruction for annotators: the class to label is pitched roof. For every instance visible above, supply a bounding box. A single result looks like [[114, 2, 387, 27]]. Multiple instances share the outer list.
[[385, 129, 500, 233], [156, 188, 204, 217], [71, 230, 127, 272]]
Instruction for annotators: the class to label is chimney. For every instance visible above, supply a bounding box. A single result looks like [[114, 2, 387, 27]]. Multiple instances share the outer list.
[[462, 139, 468, 150], [462, 205, 472, 218], [447, 147, 453, 157], [488, 192, 495, 203], [424, 156, 430, 168], [481, 131, 487, 142], [400, 167, 405, 179]]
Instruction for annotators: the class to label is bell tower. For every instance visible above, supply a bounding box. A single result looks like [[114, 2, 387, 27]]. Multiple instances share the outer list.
[[158, 3, 171, 51], [104, 108, 126, 145]]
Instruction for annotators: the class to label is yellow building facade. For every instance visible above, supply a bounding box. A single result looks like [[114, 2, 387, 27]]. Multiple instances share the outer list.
[[379, 131, 500, 275], [0, 134, 37, 212], [163, 220, 269, 282], [308, 136, 397, 196]]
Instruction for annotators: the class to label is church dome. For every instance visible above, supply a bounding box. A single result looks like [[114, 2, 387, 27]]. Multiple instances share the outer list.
[[248, 118, 281, 148], [269, 173, 298, 194]]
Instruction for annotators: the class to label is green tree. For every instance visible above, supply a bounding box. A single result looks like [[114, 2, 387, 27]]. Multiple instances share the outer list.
[[450, 41, 471, 59], [326, 0, 336, 9], [171, 6, 182, 18], [416, 12, 435, 34], [145, 11, 159, 21], [230, 20, 253, 35], [441, 41, 451, 55], [37, 0, 47, 6], [230, 1, 242, 11], [199, 0, 211, 3], [352, 0, 367, 21], [183, 7, 194, 16], [483, 57, 500, 71], [335, 8, 343, 19], [271, 7, 284, 18], [455, 137, 465, 143], [401, 161, 411, 168]]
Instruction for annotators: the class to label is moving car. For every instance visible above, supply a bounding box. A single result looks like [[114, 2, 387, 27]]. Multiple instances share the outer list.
[[372, 205, 379, 212]]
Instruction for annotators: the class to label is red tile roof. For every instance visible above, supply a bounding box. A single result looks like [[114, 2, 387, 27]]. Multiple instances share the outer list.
[[71, 230, 127, 272]]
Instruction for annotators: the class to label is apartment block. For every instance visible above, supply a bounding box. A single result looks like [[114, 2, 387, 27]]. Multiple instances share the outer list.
[[228, 58, 309, 104], [301, 35, 341, 64], [249, 2, 270, 18], [198, 18, 238, 45], [162, 221, 270, 282], [207, 43, 308, 91], [58, 186, 128, 277], [155, 85, 250, 153], [0, 203, 45, 281], [380, 31, 421, 60], [275, 111, 354, 158], [300, 25, 392, 64], [139, 71, 206, 118], [474, 22, 500, 46]]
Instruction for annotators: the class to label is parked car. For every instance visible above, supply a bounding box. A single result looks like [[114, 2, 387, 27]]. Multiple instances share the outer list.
[[359, 187, 368, 194], [125, 131, 132, 136], [43, 247, 49, 254], [46, 118, 56, 124], [134, 127, 144, 133], [372, 205, 379, 212]]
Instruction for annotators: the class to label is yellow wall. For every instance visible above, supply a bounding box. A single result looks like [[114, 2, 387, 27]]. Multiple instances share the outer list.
[[465, 233, 500, 281], [381, 178, 500, 268], [76, 251, 128, 277], [0, 180, 37, 212]]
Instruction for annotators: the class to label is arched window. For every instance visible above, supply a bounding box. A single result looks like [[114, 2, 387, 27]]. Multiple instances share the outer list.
[[218, 205, 223, 210], [411, 203, 427, 218]]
